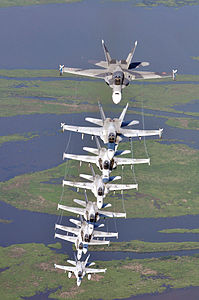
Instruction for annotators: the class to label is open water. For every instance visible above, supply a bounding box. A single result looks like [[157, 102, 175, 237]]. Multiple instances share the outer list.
[[1, 1, 199, 299]]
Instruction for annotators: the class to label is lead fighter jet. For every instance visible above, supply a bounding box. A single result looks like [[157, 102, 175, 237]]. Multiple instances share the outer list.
[[59, 40, 177, 104], [61, 102, 163, 148], [54, 254, 106, 286]]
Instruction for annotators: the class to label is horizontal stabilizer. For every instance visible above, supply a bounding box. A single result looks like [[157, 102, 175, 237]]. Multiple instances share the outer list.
[[83, 147, 99, 155], [121, 120, 139, 127], [79, 174, 94, 181], [115, 149, 131, 156], [67, 260, 76, 266], [128, 61, 150, 69], [108, 176, 121, 182], [85, 117, 103, 126], [69, 218, 81, 227], [73, 199, 87, 207], [94, 60, 108, 68]]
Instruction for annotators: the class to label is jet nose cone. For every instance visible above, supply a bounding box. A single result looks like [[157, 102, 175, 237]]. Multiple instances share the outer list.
[[107, 149, 114, 160], [112, 92, 121, 104]]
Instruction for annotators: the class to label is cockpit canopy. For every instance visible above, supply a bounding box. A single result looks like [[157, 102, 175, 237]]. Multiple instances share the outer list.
[[113, 71, 124, 85], [78, 271, 82, 278], [84, 234, 89, 242], [108, 132, 116, 143], [103, 160, 110, 170], [98, 187, 104, 196], [114, 77, 121, 85]]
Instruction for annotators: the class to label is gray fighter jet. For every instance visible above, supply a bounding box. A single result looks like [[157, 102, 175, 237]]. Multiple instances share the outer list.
[[63, 136, 150, 182], [54, 254, 106, 286], [62, 165, 138, 209], [61, 102, 163, 148], [55, 217, 117, 259], [59, 40, 177, 104], [57, 191, 126, 222]]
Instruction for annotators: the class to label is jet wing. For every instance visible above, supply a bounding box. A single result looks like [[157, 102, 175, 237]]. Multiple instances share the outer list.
[[93, 230, 118, 238], [85, 267, 107, 274], [55, 233, 76, 243], [107, 183, 138, 191], [63, 153, 98, 165], [116, 158, 150, 165], [57, 203, 85, 215], [121, 128, 163, 138], [62, 124, 102, 137], [62, 67, 109, 79], [63, 180, 93, 190], [55, 224, 79, 235], [126, 70, 172, 81], [99, 210, 126, 218], [54, 264, 76, 272], [88, 239, 110, 246]]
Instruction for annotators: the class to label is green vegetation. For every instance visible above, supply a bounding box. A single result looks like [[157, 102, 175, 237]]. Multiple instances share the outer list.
[[166, 118, 199, 130], [1, 70, 199, 122], [2, 243, 199, 299], [134, 0, 199, 7], [159, 228, 199, 234], [0, 218, 12, 224], [0, 0, 198, 8], [47, 242, 62, 249], [1, 140, 199, 218], [0, 0, 81, 8], [89, 240, 199, 252], [0, 133, 38, 146], [191, 56, 199, 61]]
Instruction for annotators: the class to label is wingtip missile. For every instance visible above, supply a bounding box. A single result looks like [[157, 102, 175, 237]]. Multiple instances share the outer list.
[[172, 69, 177, 80], [159, 128, 163, 139]]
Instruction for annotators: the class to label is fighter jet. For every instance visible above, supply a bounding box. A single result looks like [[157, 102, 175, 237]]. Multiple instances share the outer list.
[[59, 40, 177, 104], [57, 191, 126, 222], [63, 136, 150, 181], [54, 254, 106, 286], [62, 165, 138, 209], [61, 102, 163, 148], [55, 217, 117, 259]]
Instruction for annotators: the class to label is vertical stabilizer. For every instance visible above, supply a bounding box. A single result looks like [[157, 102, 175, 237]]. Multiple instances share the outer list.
[[95, 136, 101, 151], [126, 41, 137, 68], [98, 102, 106, 122], [84, 254, 90, 267], [84, 190, 89, 203], [102, 40, 112, 65], [90, 165, 96, 178], [119, 103, 129, 123]]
